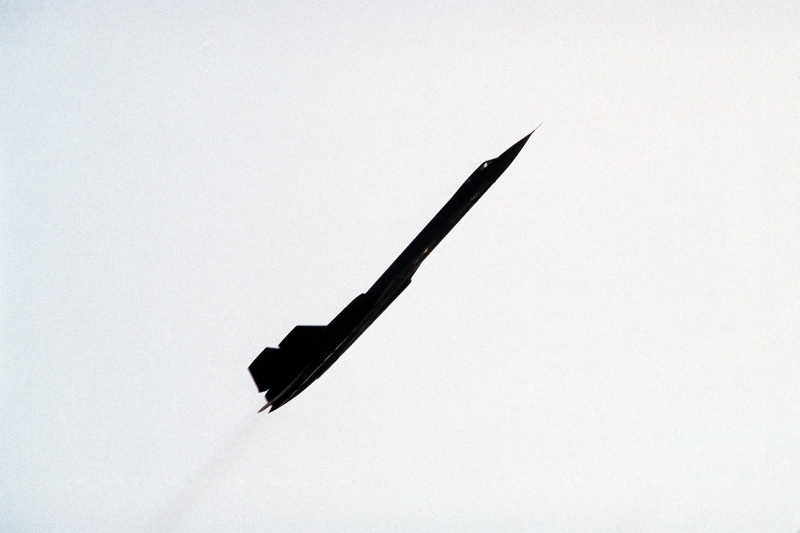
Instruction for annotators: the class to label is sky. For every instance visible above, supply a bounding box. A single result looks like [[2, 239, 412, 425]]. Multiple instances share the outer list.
[[1, 1, 798, 532]]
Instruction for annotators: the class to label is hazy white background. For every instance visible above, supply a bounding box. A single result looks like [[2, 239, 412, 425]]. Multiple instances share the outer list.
[[1, 2, 798, 532]]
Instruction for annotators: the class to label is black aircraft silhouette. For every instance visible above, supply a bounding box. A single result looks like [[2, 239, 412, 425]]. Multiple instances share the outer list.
[[249, 130, 536, 412]]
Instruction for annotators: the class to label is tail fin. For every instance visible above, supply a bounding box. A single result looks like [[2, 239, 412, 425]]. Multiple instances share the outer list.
[[248, 325, 325, 393]]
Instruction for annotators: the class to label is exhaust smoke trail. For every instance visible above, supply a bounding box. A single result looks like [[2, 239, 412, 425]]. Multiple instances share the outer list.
[[141, 412, 260, 532]]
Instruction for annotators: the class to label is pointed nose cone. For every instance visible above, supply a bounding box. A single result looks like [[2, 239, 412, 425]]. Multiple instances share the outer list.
[[498, 132, 531, 163], [485, 127, 538, 178], [496, 126, 540, 165]]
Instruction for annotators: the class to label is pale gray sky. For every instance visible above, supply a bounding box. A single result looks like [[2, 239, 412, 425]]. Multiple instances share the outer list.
[[1, 2, 798, 532]]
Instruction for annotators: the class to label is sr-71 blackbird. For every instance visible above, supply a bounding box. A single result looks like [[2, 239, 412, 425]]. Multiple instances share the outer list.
[[249, 130, 536, 412]]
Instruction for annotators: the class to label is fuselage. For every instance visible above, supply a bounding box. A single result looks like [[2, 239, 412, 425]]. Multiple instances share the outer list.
[[252, 132, 533, 411]]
